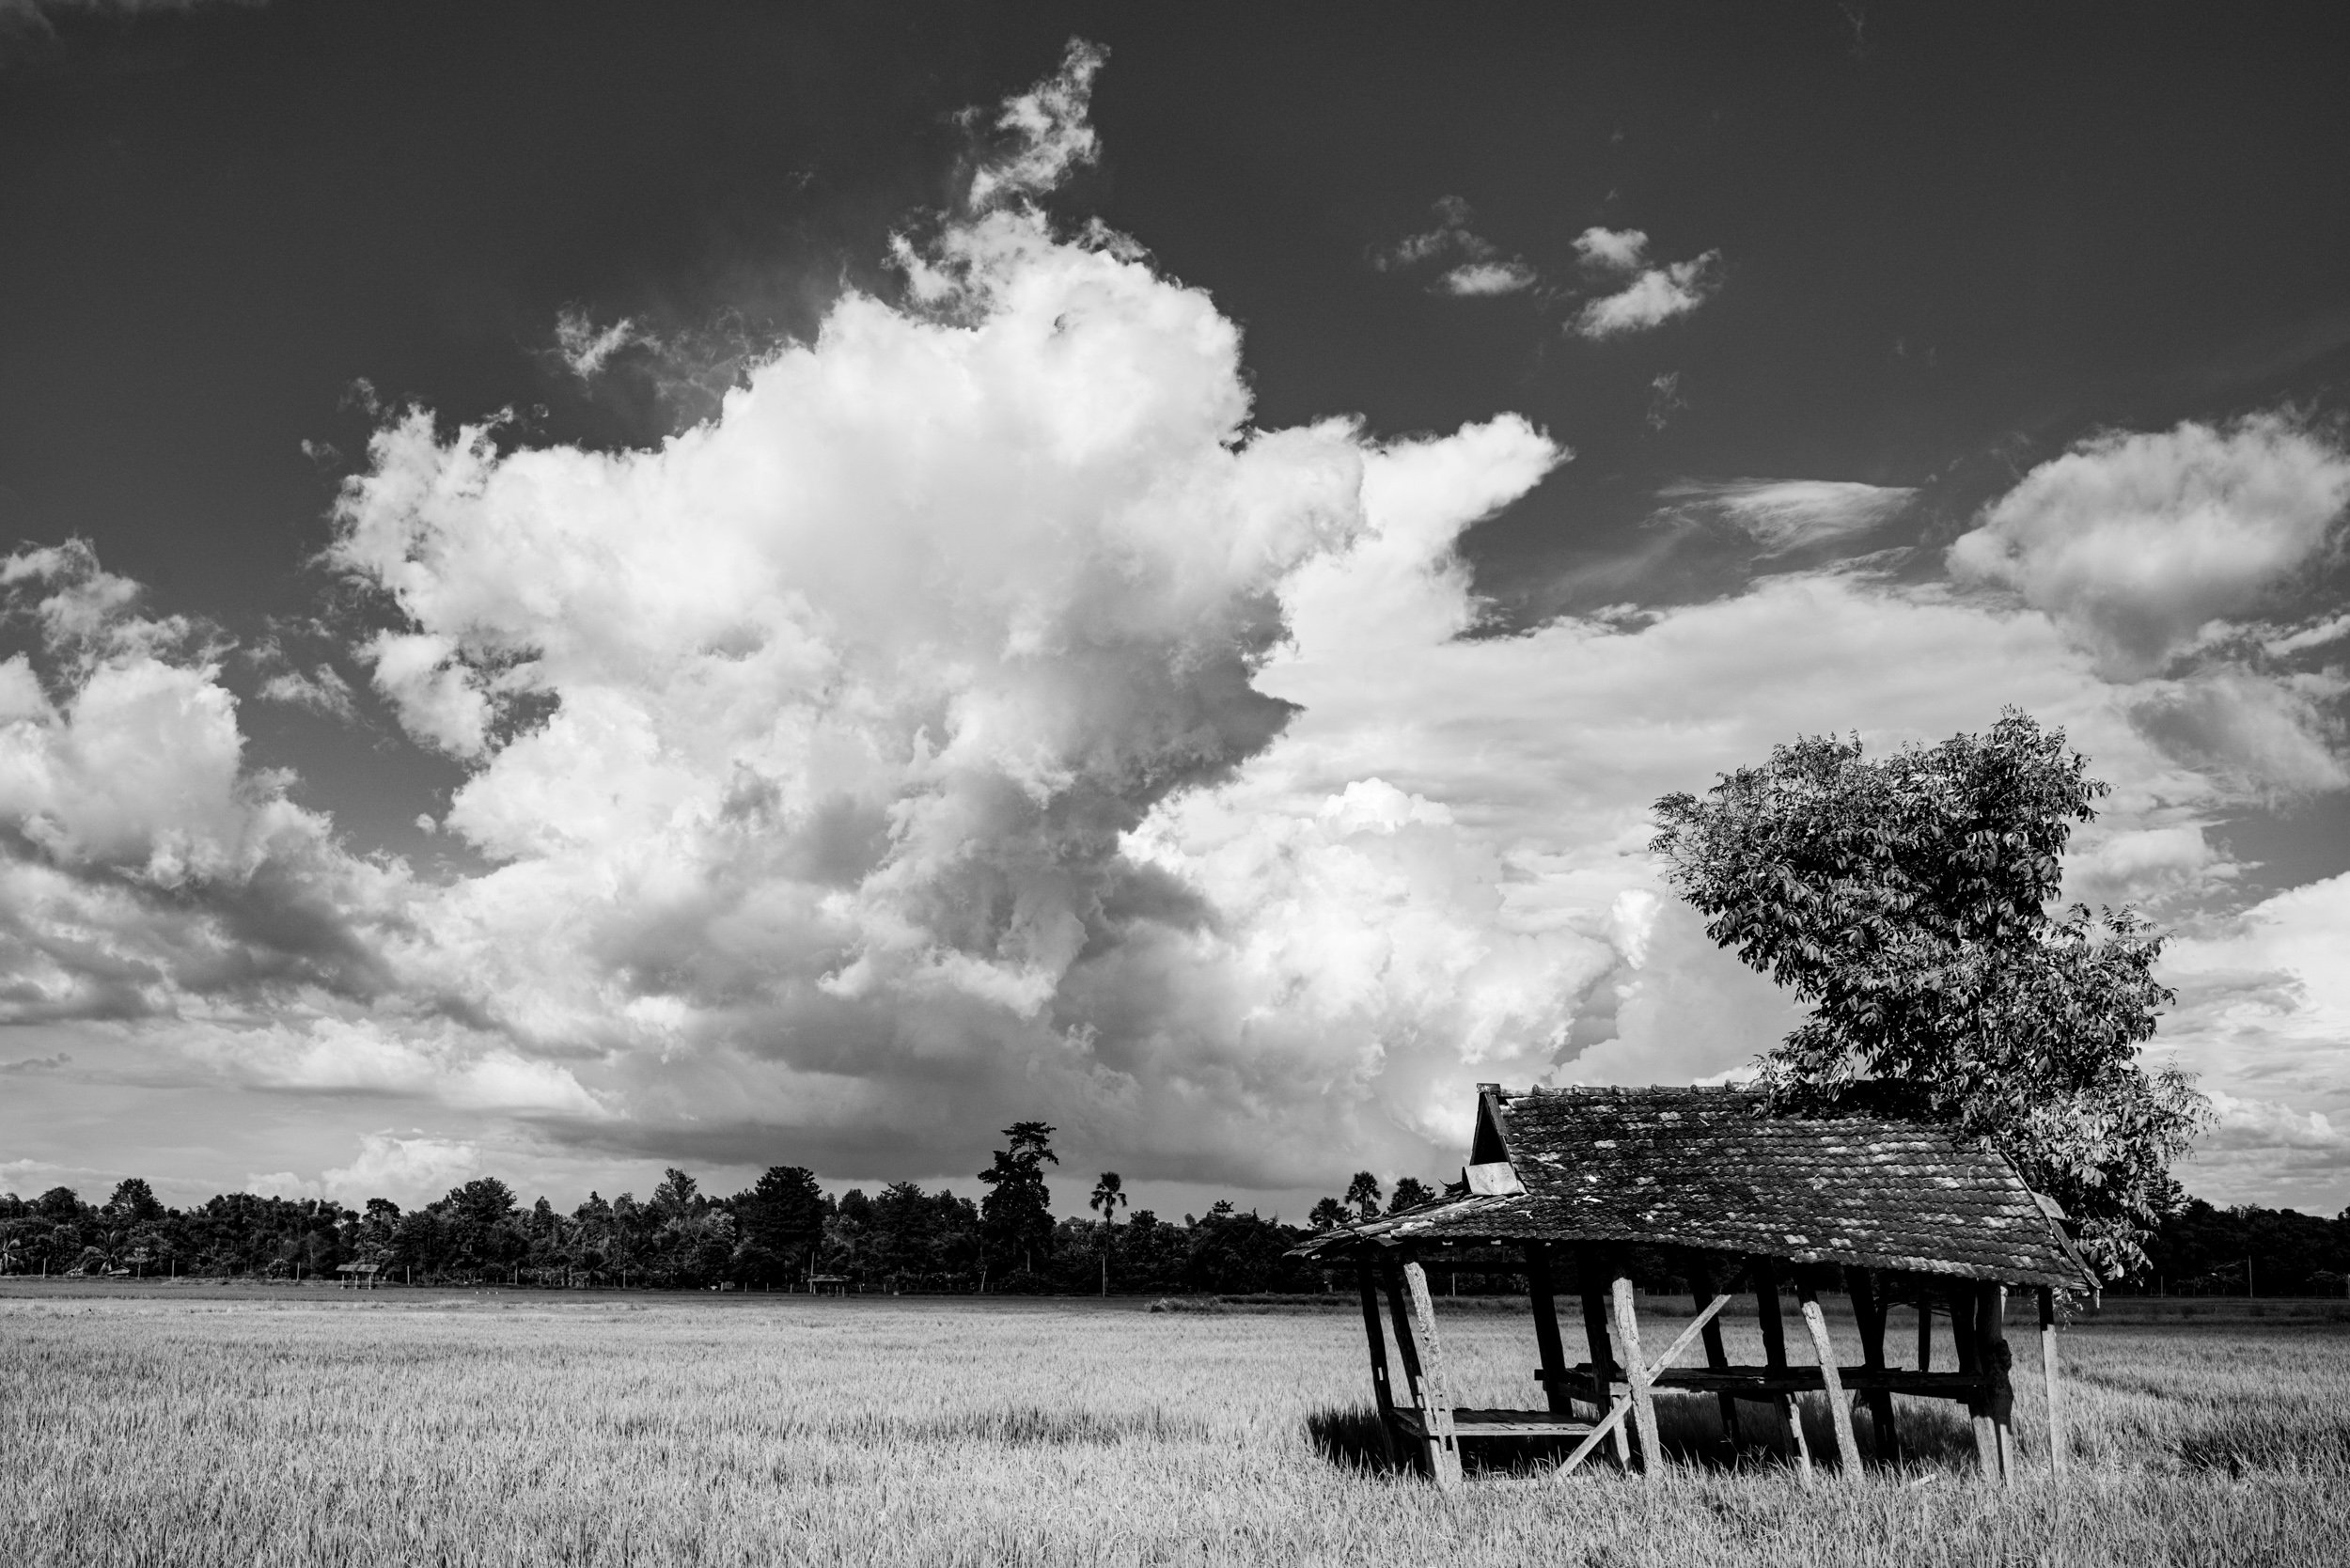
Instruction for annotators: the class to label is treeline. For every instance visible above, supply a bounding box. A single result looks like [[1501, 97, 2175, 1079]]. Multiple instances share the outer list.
[[10, 1126, 2337, 1296], [2127, 1197, 2350, 1297], [0, 1124, 1442, 1294]]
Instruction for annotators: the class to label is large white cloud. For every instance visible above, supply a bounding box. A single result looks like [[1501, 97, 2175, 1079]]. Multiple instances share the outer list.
[[1949, 415, 2350, 678]]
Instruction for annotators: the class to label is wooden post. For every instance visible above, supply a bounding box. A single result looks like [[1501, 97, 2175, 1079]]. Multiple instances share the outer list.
[[1689, 1256, 1742, 1449], [1982, 1282, 2014, 1482], [1355, 1262, 1400, 1467], [1524, 1243, 1574, 1417], [1576, 1246, 1632, 1467], [1608, 1273, 1662, 1477], [1796, 1275, 1860, 1477], [1399, 1260, 1463, 1489], [1849, 1268, 1900, 1463], [1753, 1257, 1809, 1476], [1916, 1292, 1933, 1372], [2038, 1286, 2065, 1479]]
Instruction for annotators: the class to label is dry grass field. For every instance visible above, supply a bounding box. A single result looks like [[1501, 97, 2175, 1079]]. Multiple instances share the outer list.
[[4, 1283, 2345, 1567]]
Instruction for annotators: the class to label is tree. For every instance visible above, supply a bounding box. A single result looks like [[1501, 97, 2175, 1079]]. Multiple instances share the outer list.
[[1652, 710, 2208, 1278], [105, 1178, 164, 1226], [978, 1121, 1058, 1277], [735, 1166, 826, 1285], [1089, 1173, 1126, 1226], [1342, 1171, 1382, 1220], [1308, 1197, 1352, 1231], [1387, 1177, 1437, 1215]]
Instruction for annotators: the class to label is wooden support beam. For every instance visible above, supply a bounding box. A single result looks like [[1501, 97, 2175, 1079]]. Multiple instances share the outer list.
[[1399, 1260, 1464, 1489], [1849, 1268, 1900, 1463], [1796, 1276, 1860, 1477], [1608, 1274, 1663, 1477], [1524, 1242, 1574, 1418], [1981, 1282, 2014, 1482], [1355, 1262, 1400, 1468], [2039, 1286, 2066, 1480], [1752, 1257, 1809, 1477], [1576, 1246, 1632, 1468], [1689, 1258, 1742, 1450], [1916, 1292, 1934, 1372]]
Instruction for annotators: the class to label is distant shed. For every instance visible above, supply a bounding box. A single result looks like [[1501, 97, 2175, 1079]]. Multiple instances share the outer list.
[[1292, 1084, 2094, 1487]]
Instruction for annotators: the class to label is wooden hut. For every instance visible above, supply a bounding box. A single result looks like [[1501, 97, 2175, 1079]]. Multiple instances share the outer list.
[[1290, 1084, 2094, 1487]]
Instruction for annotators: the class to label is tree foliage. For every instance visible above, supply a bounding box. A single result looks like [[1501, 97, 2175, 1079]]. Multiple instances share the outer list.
[[977, 1121, 1058, 1272], [1652, 710, 2208, 1278]]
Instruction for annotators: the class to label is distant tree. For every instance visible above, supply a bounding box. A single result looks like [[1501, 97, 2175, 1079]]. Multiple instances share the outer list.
[[1089, 1172, 1127, 1227], [1652, 710, 2209, 1278], [650, 1168, 702, 1220], [1308, 1197, 1352, 1231], [735, 1165, 826, 1286], [1342, 1172, 1382, 1221], [104, 1178, 164, 1226], [978, 1121, 1058, 1277], [1386, 1177, 1437, 1215]]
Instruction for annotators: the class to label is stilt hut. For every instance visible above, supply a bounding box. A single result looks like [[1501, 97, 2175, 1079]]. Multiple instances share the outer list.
[[1291, 1084, 2094, 1487]]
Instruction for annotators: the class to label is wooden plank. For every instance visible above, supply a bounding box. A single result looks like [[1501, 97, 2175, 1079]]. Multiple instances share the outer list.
[[1355, 1262, 1399, 1468], [1524, 1242, 1574, 1417], [1850, 1268, 1900, 1463], [1381, 1262, 1427, 1404], [1797, 1277, 1860, 1477], [1608, 1274, 1663, 1477], [1577, 1245, 1631, 1467], [1917, 1291, 1933, 1372], [1753, 1257, 1808, 1477], [1555, 1397, 1631, 1478], [1690, 1257, 1742, 1449], [1400, 1260, 1464, 1489], [1448, 1408, 1599, 1436], [2039, 1286, 2066, 1480], [1644, 1292, 1735, 1383]]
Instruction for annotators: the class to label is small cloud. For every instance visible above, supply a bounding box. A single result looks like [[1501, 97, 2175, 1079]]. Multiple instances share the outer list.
[[2263, 612, 2350, 659], [0, 1053, 70, 1075], [555, 309, 656, 384], [1646, 370, 1687, 432], [1574, 251, 1722, 338], [964, 38, 1108, 212], [257, 664, 359, 721], [1658, 478, 1915, 554], [1573, 227, 1649, 273], [1438, 260, 1536, 297], [1375, 198, 1539, 297]]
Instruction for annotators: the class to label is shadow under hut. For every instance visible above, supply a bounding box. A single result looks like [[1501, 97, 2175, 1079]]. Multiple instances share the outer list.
[[1290, 1083, 2095, 1487]]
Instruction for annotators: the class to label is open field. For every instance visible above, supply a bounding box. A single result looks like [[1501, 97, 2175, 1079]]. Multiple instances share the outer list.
[[4, 1282, 2345, 1567]]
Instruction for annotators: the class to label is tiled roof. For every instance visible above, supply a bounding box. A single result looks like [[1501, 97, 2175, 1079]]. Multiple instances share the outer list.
[[1295, 1085, 2092, 1289]]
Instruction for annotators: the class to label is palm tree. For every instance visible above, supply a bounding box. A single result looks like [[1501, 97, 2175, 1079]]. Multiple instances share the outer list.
[[1089, 1173, 1126, 1296], [1343, 1170, 1383, 1221]]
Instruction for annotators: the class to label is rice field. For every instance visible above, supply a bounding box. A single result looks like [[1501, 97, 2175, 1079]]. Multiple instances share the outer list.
[[3, 1282, 2344, 1567]]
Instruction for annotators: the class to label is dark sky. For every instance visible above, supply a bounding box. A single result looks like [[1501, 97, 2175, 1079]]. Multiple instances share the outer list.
[[5, 1, 2350, 1214]]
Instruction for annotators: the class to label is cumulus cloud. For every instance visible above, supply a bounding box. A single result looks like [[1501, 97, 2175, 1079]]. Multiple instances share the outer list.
[[553, 309, 658, 383], [1658, 478, 1917, 555], [321, 1131, 483, 1207], [1573, 227, 1649, 272], [1948, 415, 2350, 678], [5, 47, 2344, 1211], [1574, 250, 1723, 338]]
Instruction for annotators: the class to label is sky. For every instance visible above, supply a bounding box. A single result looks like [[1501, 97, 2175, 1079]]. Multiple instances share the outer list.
[[5, 1, 2350, 1222]]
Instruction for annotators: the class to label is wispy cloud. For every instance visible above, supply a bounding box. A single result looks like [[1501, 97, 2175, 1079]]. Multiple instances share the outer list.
[[1659, 478, 1917, 554]]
